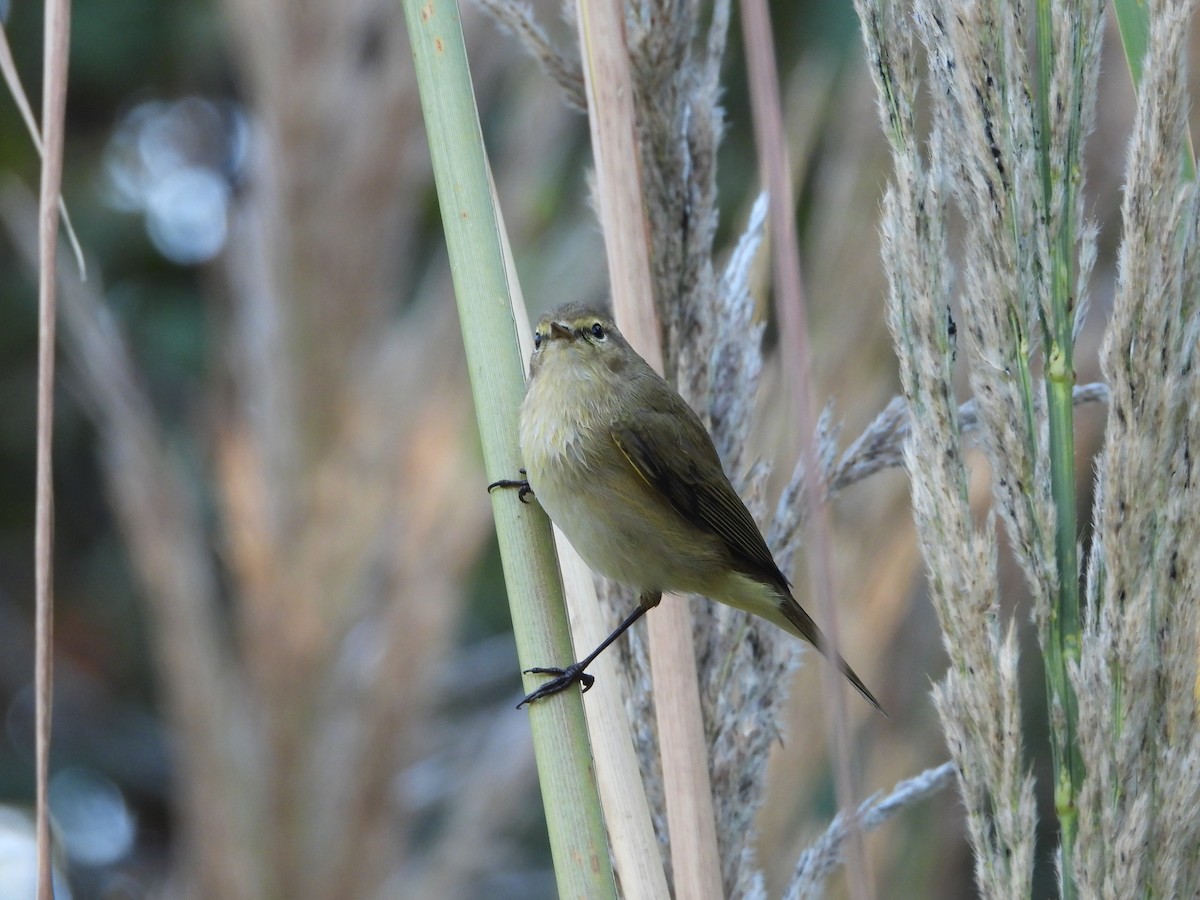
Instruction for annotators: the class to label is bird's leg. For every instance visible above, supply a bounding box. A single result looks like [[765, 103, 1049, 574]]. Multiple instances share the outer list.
[[488, 468, 533, 504], [517, 591, 661, 708]]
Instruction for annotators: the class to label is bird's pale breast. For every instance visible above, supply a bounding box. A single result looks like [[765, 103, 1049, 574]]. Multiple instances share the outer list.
[[519, 354, 725, 595]]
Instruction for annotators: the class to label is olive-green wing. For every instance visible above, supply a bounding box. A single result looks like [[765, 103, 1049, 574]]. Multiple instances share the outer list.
[[610, 400, 789, 594], [611, 377, 886, 715]]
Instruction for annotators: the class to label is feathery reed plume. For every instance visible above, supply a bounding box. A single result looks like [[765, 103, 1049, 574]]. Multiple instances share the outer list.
[[786, 761, 956, 899], [857, 0, 1200, 894], [857, 0, 1041, 892], [1075, 0, 1200, 893]]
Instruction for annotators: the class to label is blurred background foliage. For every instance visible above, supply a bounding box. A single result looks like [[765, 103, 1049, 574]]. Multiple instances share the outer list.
[[0, 0, 1152, 897]]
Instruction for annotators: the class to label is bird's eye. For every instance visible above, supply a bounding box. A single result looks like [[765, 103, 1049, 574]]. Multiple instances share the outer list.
[[533, 331, 543, 349], [591, 322, 606, 340]]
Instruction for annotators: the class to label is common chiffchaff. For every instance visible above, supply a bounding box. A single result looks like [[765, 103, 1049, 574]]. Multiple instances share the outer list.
[[491, 303, 882, 713]]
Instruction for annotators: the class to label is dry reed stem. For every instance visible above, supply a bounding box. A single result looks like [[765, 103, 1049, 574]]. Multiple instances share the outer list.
[[556, 533, 671, 898], [33, 2, 71, 896], [620, 3, 796, 892], [575, 1, 722, 895]]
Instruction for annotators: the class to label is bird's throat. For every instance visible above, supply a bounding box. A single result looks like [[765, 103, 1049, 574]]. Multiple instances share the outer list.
[[521, 350, 617, 473]]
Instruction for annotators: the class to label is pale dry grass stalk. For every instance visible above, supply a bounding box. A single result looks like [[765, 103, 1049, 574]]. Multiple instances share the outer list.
[[33, 1, 71, 896], [576, 0, 724, 897], [619, 6, 808, 896], [574, 1, 722, 896], [607, 2, 805, 894]]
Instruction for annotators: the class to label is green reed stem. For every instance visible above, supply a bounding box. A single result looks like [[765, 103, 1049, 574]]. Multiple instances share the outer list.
[[402, 2, 616, 895]]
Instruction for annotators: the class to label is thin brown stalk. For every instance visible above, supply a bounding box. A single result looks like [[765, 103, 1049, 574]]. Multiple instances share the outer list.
[[739, 2, 870, 898], [575, 0, 722, 895], [34, 1, 71, 897]]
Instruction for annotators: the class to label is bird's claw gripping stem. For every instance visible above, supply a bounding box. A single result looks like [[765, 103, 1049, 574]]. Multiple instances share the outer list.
[[517, 662, 595, 708], [488, 468, 533, 504]]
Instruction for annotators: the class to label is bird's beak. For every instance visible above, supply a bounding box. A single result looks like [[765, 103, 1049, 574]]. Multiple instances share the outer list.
[[549, 321, 576, 342]]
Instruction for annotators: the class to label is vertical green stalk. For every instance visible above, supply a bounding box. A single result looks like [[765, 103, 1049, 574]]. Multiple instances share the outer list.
[[1045, 354, 1081, 900], [402, 2, 616, 896], [1034, 3, 1083, 897]]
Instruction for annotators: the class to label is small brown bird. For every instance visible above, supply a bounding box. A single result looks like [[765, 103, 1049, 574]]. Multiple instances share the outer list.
[[491, 303, 883, 713]]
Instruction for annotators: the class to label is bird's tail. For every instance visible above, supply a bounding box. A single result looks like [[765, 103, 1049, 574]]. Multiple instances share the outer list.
[[776, 593, 886, 716]]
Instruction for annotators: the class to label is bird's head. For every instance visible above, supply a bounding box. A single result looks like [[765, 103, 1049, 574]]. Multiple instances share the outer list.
[[528, 303, 633, 380]]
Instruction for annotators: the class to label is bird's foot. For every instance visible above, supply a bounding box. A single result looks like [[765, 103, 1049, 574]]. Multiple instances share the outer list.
[[488, 468, 533, 504], [517, 662, 596, 708]]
